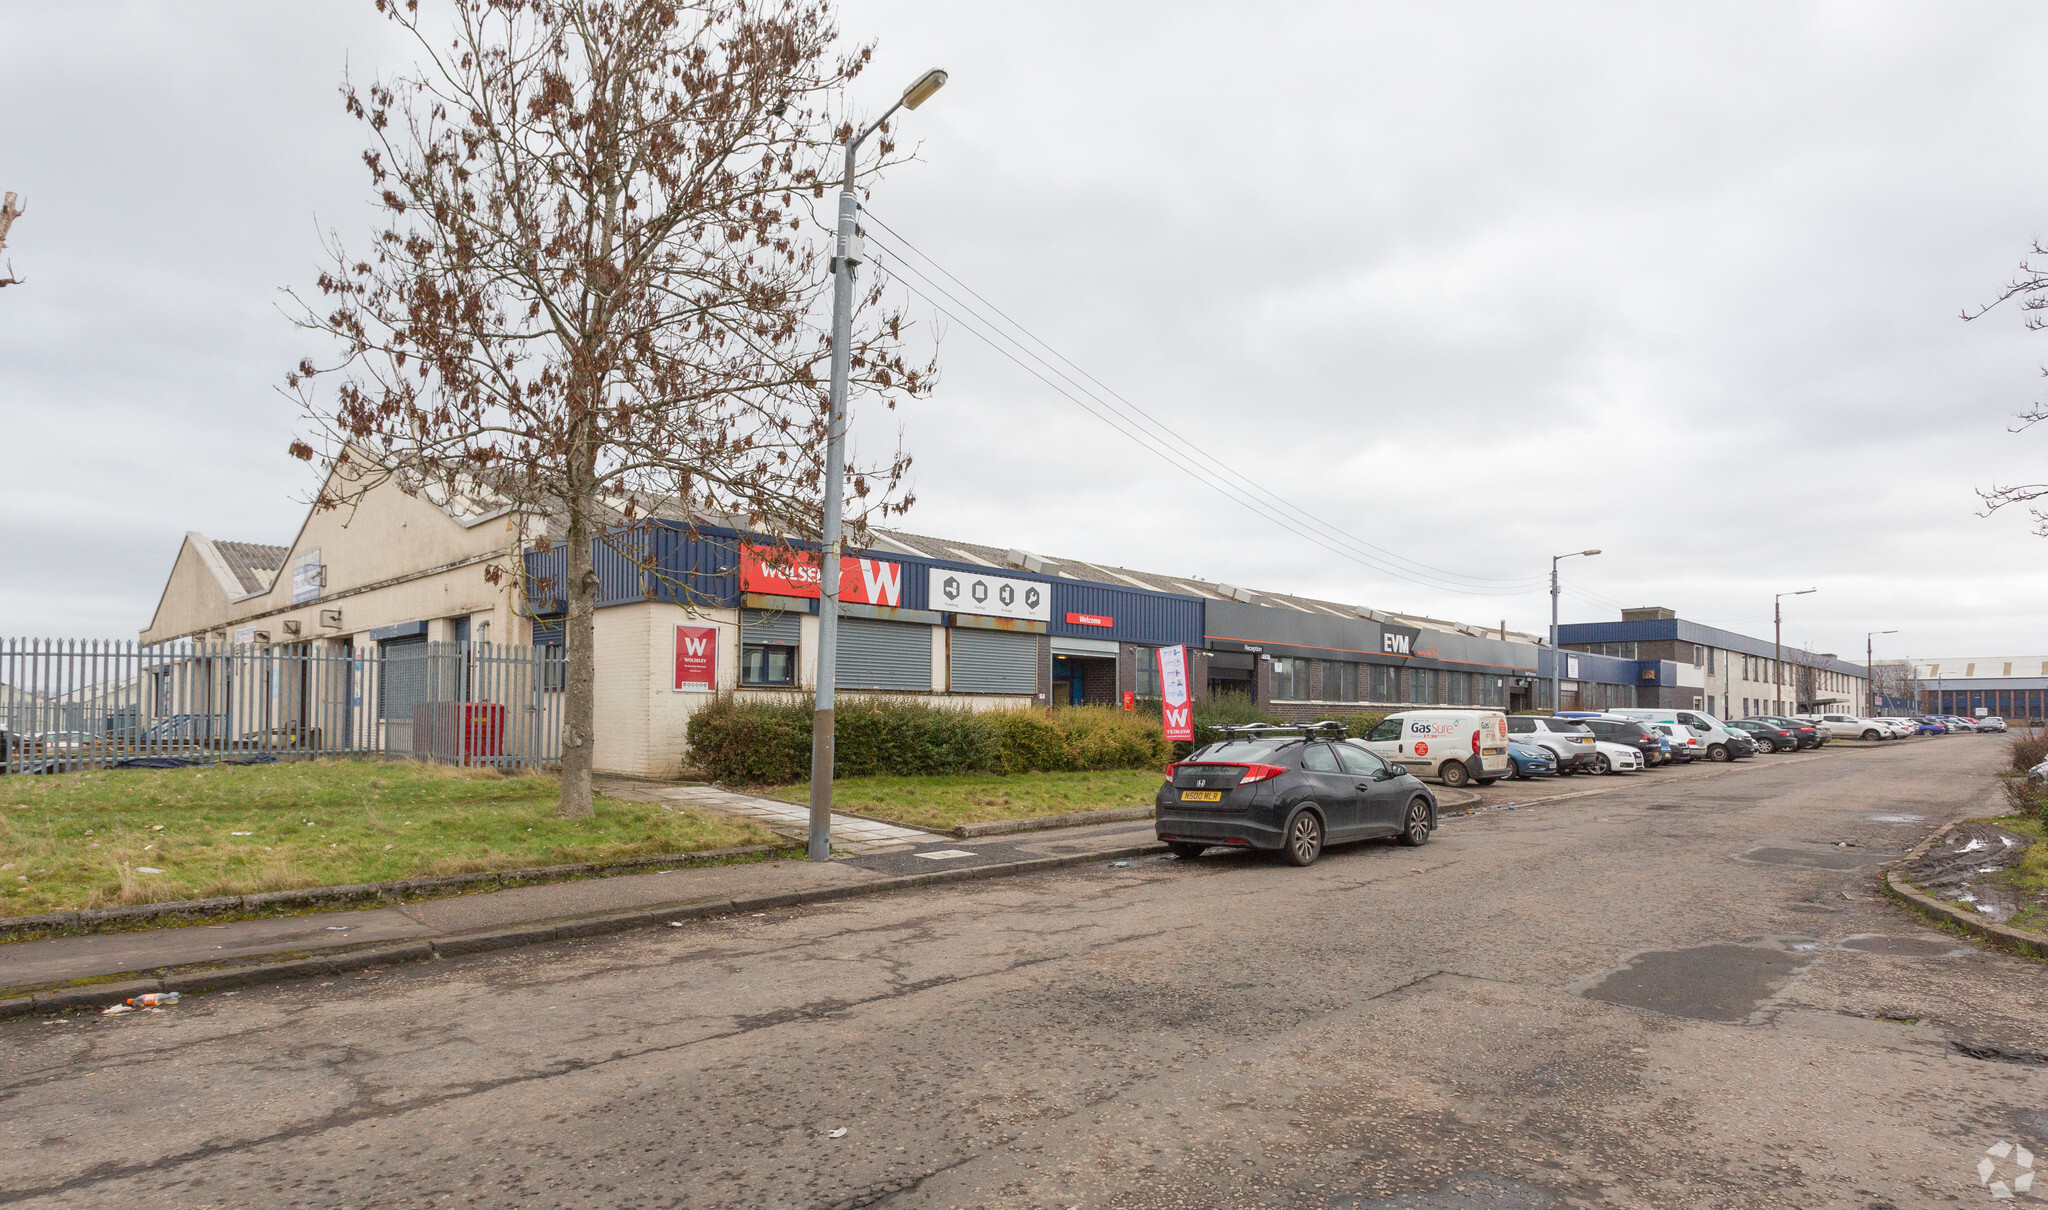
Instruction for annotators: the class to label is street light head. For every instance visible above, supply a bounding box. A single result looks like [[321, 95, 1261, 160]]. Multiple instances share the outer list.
[[1582, 549, 1601, 557], [901, 68, 948, 110], [1795, 588, 1816, 595], [1880, 629, 1898, 636]]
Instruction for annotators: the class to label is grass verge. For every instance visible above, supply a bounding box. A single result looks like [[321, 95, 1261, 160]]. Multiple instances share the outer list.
[[760, 769, 1162, 831], [0, 759, 781, 915]]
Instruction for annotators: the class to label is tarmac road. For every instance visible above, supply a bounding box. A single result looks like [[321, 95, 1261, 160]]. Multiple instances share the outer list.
[[3, 738, 2044, 1209]]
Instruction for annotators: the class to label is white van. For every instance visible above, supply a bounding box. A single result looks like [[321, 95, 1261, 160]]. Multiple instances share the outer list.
[[1612, 708, 1741, 762], [1361, 710, 1511, 787]]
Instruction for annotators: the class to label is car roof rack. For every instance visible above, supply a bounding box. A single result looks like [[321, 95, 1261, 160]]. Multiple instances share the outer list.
[[1209, 720, 1351, 741]]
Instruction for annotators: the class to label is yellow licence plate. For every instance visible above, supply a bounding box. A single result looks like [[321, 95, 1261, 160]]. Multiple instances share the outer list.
[[1180, 790, 1223, 802]]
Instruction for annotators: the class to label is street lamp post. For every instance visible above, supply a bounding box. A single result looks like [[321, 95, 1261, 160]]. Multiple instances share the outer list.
[[1773, 588, 1816, 716], [1866, 629, 1897, 717], [809, 68, 949, 863], [1549, 549, 1600, 712]]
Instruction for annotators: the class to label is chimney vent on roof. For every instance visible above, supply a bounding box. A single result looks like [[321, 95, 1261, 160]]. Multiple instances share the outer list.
[[1005, 549, 1050, 575], [1621, 606, 1678, 622], [1355, 606, 1387, 623], [1217, 584, 1257, 603]]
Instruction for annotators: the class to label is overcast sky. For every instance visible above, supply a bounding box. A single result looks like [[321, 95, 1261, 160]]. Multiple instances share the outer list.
[[6, 2, 2048, 664]]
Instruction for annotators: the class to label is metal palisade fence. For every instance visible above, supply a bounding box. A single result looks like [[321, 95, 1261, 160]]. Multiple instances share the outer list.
[[0, 638, 564, 774]]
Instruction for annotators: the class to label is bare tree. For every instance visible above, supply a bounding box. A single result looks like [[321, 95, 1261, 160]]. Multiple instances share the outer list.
[[1961, 242, 2048, 531], [1869, 659, 1919, 712], [287, 0, 932, 817], [0, 192, 25, 287]]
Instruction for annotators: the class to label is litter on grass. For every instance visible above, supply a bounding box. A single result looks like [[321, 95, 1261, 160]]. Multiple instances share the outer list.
[[827, 1128, 848, 1138], [1959, 839, 1987, 854], [135, 867, 165, 875], [230, 831, 252, 836], [668, 921, 685, 927]]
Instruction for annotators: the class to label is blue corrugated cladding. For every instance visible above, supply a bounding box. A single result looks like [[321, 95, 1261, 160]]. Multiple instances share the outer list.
[[526, 521, 1203, 646], [1049, 580, 1203, 648]]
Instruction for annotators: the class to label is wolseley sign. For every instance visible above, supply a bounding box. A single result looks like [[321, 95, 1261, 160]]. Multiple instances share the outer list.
[[740, 545, 904, 607], [933, 569, 1048, 622]]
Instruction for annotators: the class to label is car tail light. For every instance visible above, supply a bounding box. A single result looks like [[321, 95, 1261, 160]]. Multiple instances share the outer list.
[[1472, 731, 1481, 755], [1237, 763, 1287, 784], [1163, 762, 1184, 778]]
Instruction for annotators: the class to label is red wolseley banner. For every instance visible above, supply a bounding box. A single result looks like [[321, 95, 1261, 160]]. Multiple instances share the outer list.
[[739, 544, 904, 607], [674, 625, 717, 692], [1157, 644, 1193, 741]]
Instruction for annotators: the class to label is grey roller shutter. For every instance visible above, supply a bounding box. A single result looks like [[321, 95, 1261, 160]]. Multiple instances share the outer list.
[[837, 618, 932, 691], [742, 609, 802, 646], [949, 628, 1037, 694]]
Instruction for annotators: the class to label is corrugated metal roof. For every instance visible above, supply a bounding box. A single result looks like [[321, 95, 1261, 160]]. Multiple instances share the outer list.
[[213, 541, 289, 595]]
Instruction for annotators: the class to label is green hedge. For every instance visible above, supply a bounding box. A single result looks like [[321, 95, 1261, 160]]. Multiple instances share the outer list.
[[685, 695, 1171, 784]]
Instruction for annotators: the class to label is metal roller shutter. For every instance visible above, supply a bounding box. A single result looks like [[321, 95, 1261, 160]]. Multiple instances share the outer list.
[[949, 628, 1038, 694], [742, 609, 802, 646], [837, 618, 932, 691]]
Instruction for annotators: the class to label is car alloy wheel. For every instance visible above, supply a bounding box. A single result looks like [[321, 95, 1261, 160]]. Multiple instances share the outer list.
[[1284, 811, 1324, 866], [1397, 798, 1432, 847], [1861, 730, 1879, 741], [1707, 743, 1730, 762], [1595, 753, 1612, 774]]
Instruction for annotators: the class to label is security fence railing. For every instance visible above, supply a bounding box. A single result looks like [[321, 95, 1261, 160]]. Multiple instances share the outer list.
[[0, 638, 564, 774]]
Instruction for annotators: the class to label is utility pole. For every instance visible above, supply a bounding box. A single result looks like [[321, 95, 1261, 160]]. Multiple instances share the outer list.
[[1773, 588, 1815, 716], [1866, 629, 1896, 717], [1549, 549, 1600, 712], [808, 68, 948, 863]]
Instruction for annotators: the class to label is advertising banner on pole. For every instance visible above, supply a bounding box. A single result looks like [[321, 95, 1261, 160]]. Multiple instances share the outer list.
[[1157, 644, 1193, 741], [674, 625, 717, 692]]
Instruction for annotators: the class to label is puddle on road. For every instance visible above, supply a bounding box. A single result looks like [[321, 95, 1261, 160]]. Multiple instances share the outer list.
[[1734, 845, 1889, 870], [1579, 943, 1814, 1023], [1836, 934, 1967, 958]]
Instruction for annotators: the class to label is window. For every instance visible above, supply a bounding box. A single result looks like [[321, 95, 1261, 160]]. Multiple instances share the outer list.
[[1506, 717, 1534, 734], [1132, 647, 1161, 698], [742, 645, 795, 687], [1707, 648, 1715, 674], [1336, 744, 1385, 776], [1321, 660, 1358, 702], [1445, 671, 1471, 706], [1480, 676, 1505, 708], [1410, 668, 1437, 703], [1271, 657, 1306, 700], [1692, 644, 1705, 668], [1299, 743, 1339, 772], [1367, 718, 1402, 742], [1369, 663, 1400, 702], [741, 609, 800, 688]]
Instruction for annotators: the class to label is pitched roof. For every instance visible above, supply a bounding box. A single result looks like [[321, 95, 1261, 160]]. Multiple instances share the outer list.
[[211, 541, 290, 595]]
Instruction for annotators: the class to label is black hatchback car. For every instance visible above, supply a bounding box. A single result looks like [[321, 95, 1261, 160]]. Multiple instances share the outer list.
[[1155, 724, 1438, 866]]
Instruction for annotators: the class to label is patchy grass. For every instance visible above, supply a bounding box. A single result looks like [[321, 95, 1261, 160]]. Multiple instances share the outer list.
[[0, 759, 781, 914], [760, 769, 1164, 831]]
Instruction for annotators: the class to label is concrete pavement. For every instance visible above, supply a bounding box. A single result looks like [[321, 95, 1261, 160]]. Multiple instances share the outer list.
[[3, 737, 2042, 1208]]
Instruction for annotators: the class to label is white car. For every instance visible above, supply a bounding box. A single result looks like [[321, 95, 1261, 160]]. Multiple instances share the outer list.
[[1877, 717, 1919, 738], [1802, 713, 1895, 741], [1651, 722, 1708, 762], [1590, 739, 1644, 774]]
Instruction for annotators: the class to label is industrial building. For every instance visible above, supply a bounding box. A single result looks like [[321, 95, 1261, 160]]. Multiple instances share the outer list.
[[1910, 657, 2048, 722], [138, 460, 1870, 778]]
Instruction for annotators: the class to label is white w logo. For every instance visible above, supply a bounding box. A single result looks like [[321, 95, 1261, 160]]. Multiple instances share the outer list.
[[858, 559, 902, 606]]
